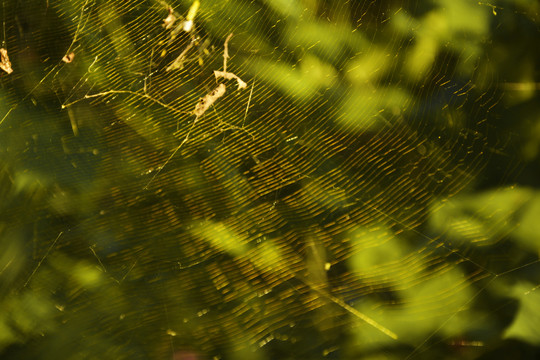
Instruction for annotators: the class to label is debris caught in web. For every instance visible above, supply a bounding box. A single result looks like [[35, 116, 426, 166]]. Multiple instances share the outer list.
[[214, 34, 247, 89], [162, 0, 199, 33], [62, 52, 75, 63], [192, 83, 227, 117], [192, 34, 246, 115], [163, 7, 177, 29], [214, 69, 247, 90], [0, 48, 13, 74], [144, 33, 248, 189]]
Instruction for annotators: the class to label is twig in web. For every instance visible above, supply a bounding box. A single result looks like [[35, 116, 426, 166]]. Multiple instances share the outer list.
[[193, 83, 226, 117], [222, 33, 232, 72], [316, 287, 398, 340], [214, 70, 246, 90], [144, 33, 248, 190], [290, 275, 398, 340], [214, 33, 246, 89], [0, 48, 12, 74], [143, 83, 226, 189], [61, 89, 186, 117]]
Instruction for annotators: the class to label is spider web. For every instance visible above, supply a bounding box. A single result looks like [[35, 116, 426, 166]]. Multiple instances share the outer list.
[[1, 0, 539, 359]]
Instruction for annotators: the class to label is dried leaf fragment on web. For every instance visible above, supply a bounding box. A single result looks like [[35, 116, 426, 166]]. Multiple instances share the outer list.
[[163, 7, 177, 29], [0, 48, 13, 74], [62, 52, 75, 63], [193, 83, 227, 117]]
